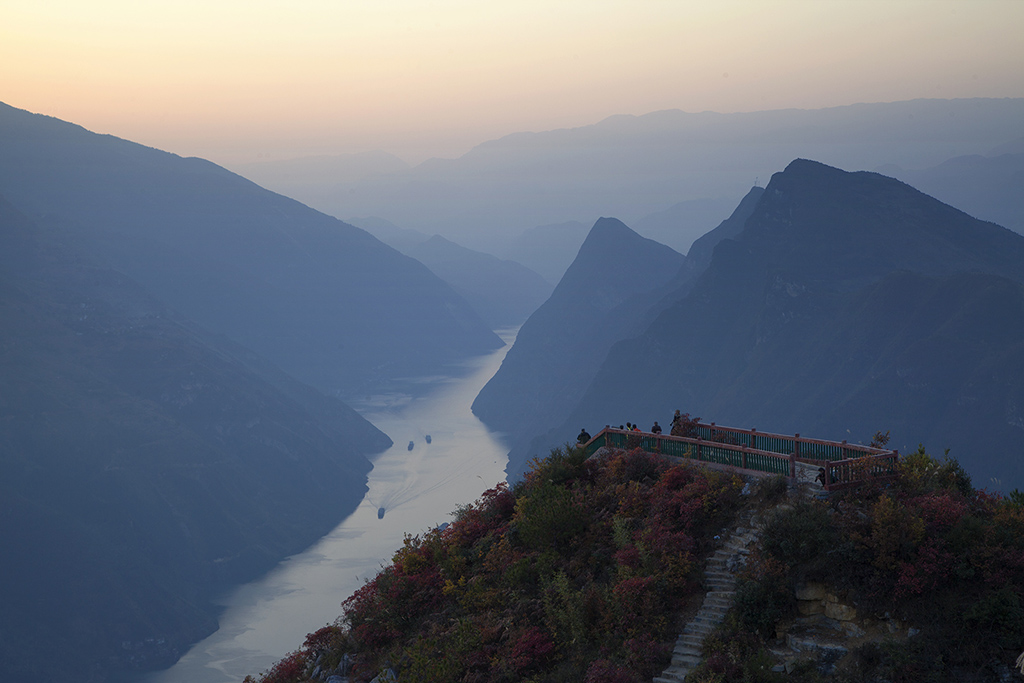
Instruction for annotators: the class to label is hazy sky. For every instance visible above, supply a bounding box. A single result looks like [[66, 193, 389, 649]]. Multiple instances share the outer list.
[[3, 0, 1022, 165]]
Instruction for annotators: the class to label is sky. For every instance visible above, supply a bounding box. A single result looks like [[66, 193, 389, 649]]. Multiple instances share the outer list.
[[3, 0, 1023, 166]]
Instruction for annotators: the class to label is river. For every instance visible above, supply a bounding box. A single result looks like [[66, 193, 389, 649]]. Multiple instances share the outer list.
[[145, 331, 516, 683]]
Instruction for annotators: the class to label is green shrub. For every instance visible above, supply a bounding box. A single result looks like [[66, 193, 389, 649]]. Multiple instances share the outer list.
[[732, 555, 793, 638], [760, 502, 834, 568]]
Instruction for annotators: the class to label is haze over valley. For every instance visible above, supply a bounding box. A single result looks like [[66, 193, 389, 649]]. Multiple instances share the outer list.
[[3, 1, 1024, 681]]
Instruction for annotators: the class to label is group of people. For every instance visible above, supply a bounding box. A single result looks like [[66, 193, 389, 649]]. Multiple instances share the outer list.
[[576, 412, 684, 445]]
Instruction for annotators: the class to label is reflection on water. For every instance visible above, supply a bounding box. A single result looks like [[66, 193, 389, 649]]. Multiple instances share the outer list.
[[147, 331, 516, 683]]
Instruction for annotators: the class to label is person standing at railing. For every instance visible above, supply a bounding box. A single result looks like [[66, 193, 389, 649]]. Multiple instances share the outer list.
[[577, 428, 591, 445], [651, 421, 662, 434], [626, 423, 641, 449], [670, 410, 682, 436]]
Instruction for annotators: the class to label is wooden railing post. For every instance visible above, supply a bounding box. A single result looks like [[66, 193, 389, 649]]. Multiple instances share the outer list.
[[790, 433, 799, 478]]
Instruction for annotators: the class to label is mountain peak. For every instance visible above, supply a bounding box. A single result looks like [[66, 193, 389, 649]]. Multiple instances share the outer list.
[[741, 159, 1024, 288], [571, 216, 676, 268], [590, 215, 633, 236]]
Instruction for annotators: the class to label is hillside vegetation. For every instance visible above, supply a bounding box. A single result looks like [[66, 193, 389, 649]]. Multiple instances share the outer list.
[[246, 443, 1024, 683]]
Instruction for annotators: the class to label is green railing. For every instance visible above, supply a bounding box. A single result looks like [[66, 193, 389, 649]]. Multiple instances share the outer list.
[[580, 423, 897, 490]]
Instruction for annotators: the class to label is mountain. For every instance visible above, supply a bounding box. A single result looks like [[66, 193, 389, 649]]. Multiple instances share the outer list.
[[231, 150, 411, 212], [880, 151, 1024, 234], [344, 218, 552, 328], [346, 215, 432, 254], [404, 235, 553, 329], [499, 220, 591, 284], [552, 160, 1024, 491], [0, 102, 502, 399], [676, 187, 765, 280], [274, 98, 1024, 255], [0, 196, 390, 682], [497, 187, 764, 478], [631, 196, 737, 254], [472, 217, 684, 477]]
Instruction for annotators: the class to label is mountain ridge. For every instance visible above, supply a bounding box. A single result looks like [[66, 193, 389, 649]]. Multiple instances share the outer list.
[[0, 195, 390, 682], [544, 159, 1024, 490], [0, 101, 502, 399]]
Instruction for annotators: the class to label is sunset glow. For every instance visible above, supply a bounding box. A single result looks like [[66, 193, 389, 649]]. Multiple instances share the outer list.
[[3, 0, 1022, 164]]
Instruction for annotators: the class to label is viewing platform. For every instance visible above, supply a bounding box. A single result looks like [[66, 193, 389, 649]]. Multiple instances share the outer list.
[[579, 422, 898, 491]]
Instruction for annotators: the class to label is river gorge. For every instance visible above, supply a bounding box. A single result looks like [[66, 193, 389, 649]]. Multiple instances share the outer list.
[[145, 332, 517, 683]]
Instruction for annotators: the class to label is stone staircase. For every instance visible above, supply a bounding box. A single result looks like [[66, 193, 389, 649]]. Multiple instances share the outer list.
[[653, 517, 760, 683]]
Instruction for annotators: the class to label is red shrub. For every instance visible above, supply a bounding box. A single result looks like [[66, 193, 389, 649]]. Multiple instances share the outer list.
[[585, 659, 642, 683], [911, 492, 968, 531], [506, 626, 556, 671]]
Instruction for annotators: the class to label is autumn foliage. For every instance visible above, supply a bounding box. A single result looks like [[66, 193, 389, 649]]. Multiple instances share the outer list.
[[247, 446, 743, 683], [705, 445, 1024, 682]]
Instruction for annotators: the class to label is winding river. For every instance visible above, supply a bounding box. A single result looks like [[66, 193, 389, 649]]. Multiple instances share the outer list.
[[146, 331, 516, 683]]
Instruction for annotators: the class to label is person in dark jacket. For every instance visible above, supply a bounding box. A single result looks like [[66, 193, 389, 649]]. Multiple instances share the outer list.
[[577, 428, 591, 444], [651, 421, 662, 434]]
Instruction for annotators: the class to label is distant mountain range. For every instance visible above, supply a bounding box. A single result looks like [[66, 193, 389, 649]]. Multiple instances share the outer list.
[[403, 235, 552, 329], [483, 160, 1024, 491], [0, 102, 502, 400], [345, 218, 553, 329], [0, 197, 390, 681], [232, 98, 1024, 256], [498, 220, 591, 284], [880, 150, 1024, 234]]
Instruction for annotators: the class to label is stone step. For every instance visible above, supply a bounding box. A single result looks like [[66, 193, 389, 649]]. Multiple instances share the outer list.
[[706, 575, 736, 584], [700, 589, 733, 602], [653, 673, 687, 683], [702, 604, 731, 615], [689, 615, 722, 628], [654, 670, 690, 682], [657, 666, 692, 679], [671, 654, 701, 668], [699, 605, 729, 618], [700, 599, 730, 611], [672, 645, 701, 659], [704, 593, 733, 604], [657, 517, 764, 683], [702, 594, 732, 606], [679, 633, 705, 644], [705, 576, 735, 586]]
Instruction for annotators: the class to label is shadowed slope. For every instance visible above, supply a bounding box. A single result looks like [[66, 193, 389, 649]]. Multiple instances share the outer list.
[[472, 217, 684, 478], [556, 160, 1024, 490], [0, 102, 502, 399]]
